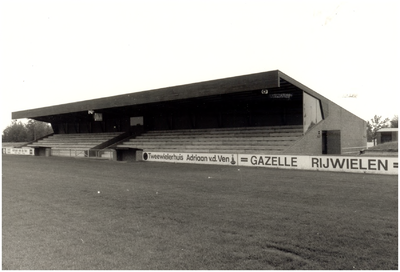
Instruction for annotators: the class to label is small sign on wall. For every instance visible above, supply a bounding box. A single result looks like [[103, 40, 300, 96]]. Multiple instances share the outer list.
[[130, 116, 144, 126], [94, 113, 103, 121]]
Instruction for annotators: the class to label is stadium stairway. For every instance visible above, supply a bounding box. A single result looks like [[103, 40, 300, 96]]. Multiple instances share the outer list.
[[27, 132, 128, 157], [116, 125, 303, 154]]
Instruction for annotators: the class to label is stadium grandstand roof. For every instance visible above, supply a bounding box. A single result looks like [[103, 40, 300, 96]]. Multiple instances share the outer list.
[[12, 70, 325, 123]]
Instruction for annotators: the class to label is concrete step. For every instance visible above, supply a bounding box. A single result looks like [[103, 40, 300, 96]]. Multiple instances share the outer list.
[[132, 136, 300, 142], [28, 142, 100, 147], [146, 125, 303, 134], [33, 140, 104, 144], [52, 132, 122, 137], [136, 134, 302, 141], [140, 148, 284, 155], [120, 143, 289, 149], [28, 145, 94, 149], [47, 137, 118, 141], [119, 144, 287, 151], [141, 131, 303, 137], [145, 130, 303, 137], [133, 137, 299, 143]]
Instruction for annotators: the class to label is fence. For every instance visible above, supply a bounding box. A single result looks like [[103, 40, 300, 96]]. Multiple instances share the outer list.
[[50, 149, 115, 160]]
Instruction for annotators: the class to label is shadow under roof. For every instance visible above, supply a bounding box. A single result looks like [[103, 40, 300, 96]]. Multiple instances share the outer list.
[[12, 70, 321, 121]]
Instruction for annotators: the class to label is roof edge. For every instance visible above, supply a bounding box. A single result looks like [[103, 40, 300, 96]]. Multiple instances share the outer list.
[[12, 70, 281, 120]]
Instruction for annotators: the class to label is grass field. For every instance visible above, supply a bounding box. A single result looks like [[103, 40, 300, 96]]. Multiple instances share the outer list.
[[2, 155, 398, 269], [368, 141, 398, 151]]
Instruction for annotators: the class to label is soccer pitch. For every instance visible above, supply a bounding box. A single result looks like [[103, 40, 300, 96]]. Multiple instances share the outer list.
[[2, 155, 398, 269]]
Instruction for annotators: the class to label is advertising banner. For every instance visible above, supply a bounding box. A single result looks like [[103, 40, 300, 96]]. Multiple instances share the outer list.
[[141, 150, 397, 175], [142, 151, 238, 166], [3, 147, 34, 156], [239, 154, 398, 175]]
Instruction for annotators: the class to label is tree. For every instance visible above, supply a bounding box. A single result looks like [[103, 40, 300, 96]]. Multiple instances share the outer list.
[[2, 119, 53, 142], [390, 115, 398, 128], [2, 120, 29, 142], [367, 115, 389, 146], [26, 119, 53, 141]]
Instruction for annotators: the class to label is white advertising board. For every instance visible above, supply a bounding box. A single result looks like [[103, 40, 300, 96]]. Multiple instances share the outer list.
[[142, 151, 238, 166], [142, 150, 398, 175], [239, 154, 398, 175], [3, 147, 34, 156]]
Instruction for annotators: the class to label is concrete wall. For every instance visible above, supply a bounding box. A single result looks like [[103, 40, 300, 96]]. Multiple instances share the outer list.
[[283, 100, 367, 155]]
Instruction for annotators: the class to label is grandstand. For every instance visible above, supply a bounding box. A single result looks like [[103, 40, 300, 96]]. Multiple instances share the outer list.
[[11, 70, 367, 160], [26, 132, 127, 158], [116, 125, 303, 154]]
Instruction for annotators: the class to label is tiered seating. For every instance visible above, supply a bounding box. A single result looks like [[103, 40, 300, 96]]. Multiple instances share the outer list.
[[28, 132, 124, 157], [117, 126, 303, 154]]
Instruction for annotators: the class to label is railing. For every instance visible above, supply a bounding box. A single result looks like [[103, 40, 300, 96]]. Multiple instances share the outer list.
[[342, 146, 368, 155], [50, 149, 115, 160]]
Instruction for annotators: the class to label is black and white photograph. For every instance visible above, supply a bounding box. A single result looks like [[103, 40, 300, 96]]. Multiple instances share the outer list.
[[1, 0, 398, 269]]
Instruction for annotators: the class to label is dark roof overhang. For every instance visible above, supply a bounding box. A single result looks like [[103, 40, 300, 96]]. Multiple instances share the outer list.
[[11, 70, 327, 122]]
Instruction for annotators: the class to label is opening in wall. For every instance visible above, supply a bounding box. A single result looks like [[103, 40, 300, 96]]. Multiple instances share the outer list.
[[130, 116, 143, 126], [322, 130, 341, 154]]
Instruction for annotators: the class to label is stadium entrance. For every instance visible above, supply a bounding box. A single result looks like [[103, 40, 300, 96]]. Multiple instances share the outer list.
[[322, 130, 341, 155]]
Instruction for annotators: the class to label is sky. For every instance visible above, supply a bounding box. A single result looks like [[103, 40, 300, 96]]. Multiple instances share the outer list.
[[0, 0, 399, 132]]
